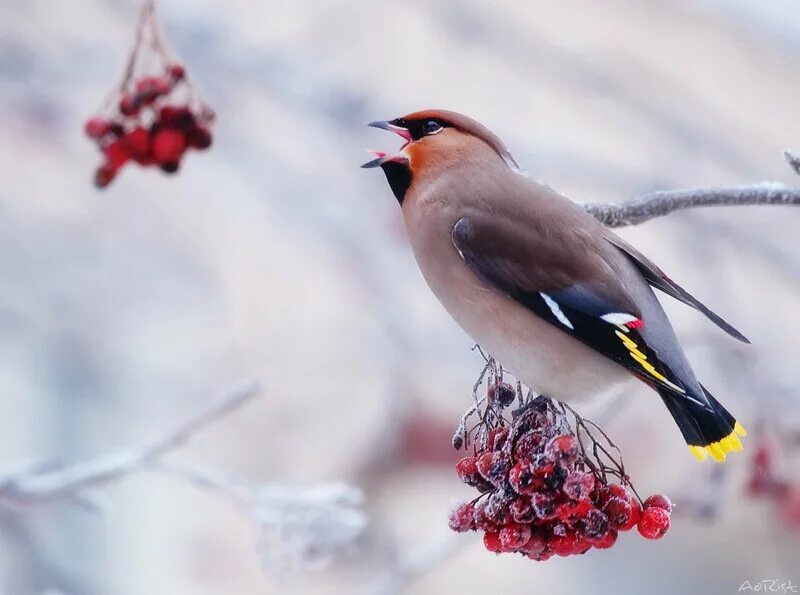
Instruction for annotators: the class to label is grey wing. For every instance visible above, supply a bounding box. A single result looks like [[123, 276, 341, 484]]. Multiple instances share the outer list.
[[604, 233, 749, 344]]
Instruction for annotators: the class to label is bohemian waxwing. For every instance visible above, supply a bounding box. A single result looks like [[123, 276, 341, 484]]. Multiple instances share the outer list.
[[363, 109, 747, 462]]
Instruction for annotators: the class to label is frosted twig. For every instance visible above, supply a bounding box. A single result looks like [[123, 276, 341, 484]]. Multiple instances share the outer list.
[[0, 380, 367, 577], [583, 150, 800, 227], [252, 481, 368, 576], [0, 380, 260, 505], [153, 461, 368, 577]]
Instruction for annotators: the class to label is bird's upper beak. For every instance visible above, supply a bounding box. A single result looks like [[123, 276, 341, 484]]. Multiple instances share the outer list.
[[361, 120, 412, 168]]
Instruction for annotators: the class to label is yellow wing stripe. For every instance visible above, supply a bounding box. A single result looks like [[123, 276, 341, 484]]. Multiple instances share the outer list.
[[611, 328, 748, 464], [688, 423, 747, 463], [614, 330, 686, 393]]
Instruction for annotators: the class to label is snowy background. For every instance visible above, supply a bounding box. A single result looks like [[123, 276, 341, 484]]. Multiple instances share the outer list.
[[0, 0, 798, 594]]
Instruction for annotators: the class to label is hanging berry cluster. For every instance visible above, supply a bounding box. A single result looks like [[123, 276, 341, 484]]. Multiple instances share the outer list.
[[449, 358, 673, 560], [83, 1, 214, 188]]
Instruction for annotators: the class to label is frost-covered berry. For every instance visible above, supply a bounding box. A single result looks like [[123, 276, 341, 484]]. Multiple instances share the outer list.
[[531, 492, 560, 520], [509, 463, 540, 495], [187, 126, 213, 150], [643, 494, 673, 512], [510, 496, 535, 524], [562, 471, 595, 501], [549, 525, 581, 557], [456, 456, 479, 485], [545, 435, 579, 466], [472, 499, 498, 532], [592, 528, 618, 549], [136, 75, 172, 97], [541, 463, 568, 491], [601, 496, 633, 530], [152, 129, 187, 164], [103, 140, 130, 169], [94, 163, 117, 188], [499, 522, 532, 551], [521, 528, 548, 558], [485, 490, 512, 525], [514, 431, 543, 461], [122, 127, 150, 159], [556, 499, 592, 525], [577, 507, 609, 540], [476, 451, 511, 487], [486, 426, 509, 451], [119, 93, 140, 116], [452, 434, 464, 450], [619, 496, 642, 531], [637, 505, 671, 539], [483, 531, 503, 553], [448, 502, 476, 532], [490, 382, 516, 408], [599, 483, 633, 503], [167, 63, 186, 80], [84, 117, 110, 139]]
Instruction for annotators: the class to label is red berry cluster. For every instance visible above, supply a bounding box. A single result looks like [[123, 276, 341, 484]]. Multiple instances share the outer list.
[[449, 385, 672, 560], [746, 438, 800, 528], [84, 2, 214, 188], [85, 64, 214, 188]]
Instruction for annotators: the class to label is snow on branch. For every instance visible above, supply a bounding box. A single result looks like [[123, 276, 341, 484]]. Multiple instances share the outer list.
[[0, 380, 261, 505], [583, 150, 800, 227], [0, 379, 369, 577], [154, 461, 368, 577], [252, 481, 367, 575]]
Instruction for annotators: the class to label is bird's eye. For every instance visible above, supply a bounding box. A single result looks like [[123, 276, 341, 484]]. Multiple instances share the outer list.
[[423, 120, 442, 135]]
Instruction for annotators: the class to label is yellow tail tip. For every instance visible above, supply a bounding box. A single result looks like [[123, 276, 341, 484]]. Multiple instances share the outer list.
[[689, 445, 708, 461], [708, 442, 726, 462], [688, 424, 746, 462]]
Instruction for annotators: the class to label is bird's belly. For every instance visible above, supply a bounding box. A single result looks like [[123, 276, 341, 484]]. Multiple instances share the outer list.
[[468, 306, 633, 403], [415, 246, 632, 403]]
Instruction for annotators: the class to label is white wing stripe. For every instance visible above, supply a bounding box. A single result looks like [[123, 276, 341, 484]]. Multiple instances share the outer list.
[[540, 293, 574, 330], [601, 313, 639, 325]]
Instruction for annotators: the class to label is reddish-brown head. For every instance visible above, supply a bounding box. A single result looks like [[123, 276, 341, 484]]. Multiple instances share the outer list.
[[363, 109, 519, 204]]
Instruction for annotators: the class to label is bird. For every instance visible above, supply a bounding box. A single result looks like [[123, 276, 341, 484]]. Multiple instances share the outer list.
[[362, 109, 748, 462]]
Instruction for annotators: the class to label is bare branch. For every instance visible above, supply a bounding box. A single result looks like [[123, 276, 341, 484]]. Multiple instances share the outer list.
[[583, 150, 800, 227], [0, 380, 260, 504]]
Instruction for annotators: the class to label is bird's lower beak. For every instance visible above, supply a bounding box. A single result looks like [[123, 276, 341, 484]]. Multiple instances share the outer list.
[[362, 120, 412, 168]]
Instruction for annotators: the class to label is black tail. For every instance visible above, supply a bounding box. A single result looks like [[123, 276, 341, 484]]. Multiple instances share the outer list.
[[657, 384, 746, 462]]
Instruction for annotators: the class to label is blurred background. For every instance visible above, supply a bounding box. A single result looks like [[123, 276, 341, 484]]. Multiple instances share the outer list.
[[0, 0, 799, 593]]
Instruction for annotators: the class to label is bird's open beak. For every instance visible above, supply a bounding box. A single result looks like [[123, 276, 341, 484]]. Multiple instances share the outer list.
[[361, 120, 412, 168]]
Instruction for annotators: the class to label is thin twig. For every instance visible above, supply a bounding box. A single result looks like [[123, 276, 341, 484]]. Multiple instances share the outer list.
[[0, 380, 260, 504], [583, 150, 800, 227], [119, 0, 153, 93]]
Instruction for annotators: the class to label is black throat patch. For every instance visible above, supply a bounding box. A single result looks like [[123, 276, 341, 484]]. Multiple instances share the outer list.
[[380, 161, 411, 205]]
